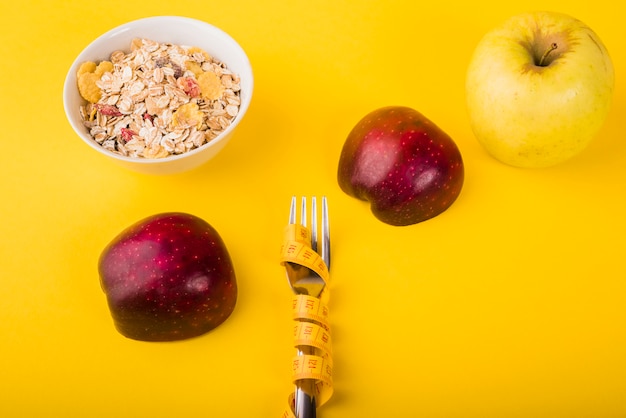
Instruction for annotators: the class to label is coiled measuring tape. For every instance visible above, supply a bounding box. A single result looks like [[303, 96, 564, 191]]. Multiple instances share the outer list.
[[280, 224, 333, 417]]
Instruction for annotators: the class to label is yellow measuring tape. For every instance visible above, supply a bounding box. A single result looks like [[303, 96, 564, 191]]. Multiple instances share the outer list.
[[279, 224, 333, 418]]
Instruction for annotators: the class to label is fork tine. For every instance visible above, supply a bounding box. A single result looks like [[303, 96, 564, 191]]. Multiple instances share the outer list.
[[290, 196, 327, 264], [300, 196, 307, 228], [321, 196, 330, 269], [289, 196, 296, 224], [311, 197, 318, 253]]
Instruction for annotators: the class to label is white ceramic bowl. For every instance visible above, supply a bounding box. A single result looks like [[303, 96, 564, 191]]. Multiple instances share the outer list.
[[63, 16, 253, 175]]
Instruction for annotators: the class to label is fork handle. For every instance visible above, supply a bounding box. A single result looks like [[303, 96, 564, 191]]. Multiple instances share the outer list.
[[295, 389, 316, 417], [295, 348, 317, 418]]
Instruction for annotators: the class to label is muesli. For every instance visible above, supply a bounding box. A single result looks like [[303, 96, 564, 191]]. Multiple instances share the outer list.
[[77, 38, 241, 159]]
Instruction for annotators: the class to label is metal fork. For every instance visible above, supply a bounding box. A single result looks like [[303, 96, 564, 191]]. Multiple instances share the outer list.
[[285, 196, 330, 418]]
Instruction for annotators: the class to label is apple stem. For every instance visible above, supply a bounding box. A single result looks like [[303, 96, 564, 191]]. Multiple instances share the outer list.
[[538, 43, 558, 67]]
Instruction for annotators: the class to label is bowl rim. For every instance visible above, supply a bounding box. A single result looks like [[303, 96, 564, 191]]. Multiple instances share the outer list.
[[63, 15, 254, 166]]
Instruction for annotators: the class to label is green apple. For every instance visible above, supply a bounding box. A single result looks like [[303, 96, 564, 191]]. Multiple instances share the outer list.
[[466, 11, 614, 168]]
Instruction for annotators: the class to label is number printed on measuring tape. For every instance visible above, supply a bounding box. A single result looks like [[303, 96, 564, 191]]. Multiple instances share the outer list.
[[293, 321, 332, 353]]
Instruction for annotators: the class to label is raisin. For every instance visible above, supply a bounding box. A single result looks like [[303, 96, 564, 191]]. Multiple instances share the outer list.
[[172, 63, 184, 78], [155, 57, 169, 68]]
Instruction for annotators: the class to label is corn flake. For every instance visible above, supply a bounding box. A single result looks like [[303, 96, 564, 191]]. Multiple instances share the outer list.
[[76, 60, 113, 103], [198, 71, 225, 101], [95, 61, 113, 75], [77, 72, 102, 103], [77, 61, 97, 76], [187, 46, 211, 62], [172, 102, 204, 129], [185, 61, 204, 78]]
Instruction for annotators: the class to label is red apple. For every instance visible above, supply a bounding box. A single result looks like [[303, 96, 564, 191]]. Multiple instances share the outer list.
[[338, 106, 464, 226], [98, 212, 237, 342]]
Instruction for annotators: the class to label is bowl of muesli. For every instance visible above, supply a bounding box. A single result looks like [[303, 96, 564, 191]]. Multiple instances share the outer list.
[[63, 16, 253, 175]]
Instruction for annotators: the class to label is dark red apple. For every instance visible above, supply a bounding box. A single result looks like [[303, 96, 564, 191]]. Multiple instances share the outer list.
[[98, 212, 237, 342], [338, 106, 464, 226]]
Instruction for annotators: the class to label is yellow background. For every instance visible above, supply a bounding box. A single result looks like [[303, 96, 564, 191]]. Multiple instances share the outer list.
[[1, 0, 624, 416]]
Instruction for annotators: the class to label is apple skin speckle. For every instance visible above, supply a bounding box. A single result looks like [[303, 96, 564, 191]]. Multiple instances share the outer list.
[[98, 213, 237, 342], [338, 106, 464, 226]]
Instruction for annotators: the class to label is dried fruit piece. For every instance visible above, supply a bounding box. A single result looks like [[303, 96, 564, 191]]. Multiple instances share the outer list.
[[120, 128, 136, 142], [96, 104, 123, 116], [155, 57, 169, 68], [171, 63, 184, 78], [198, 71, 224, 101], [177, 77, 201, 98], [172, 102, 204, 129]]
